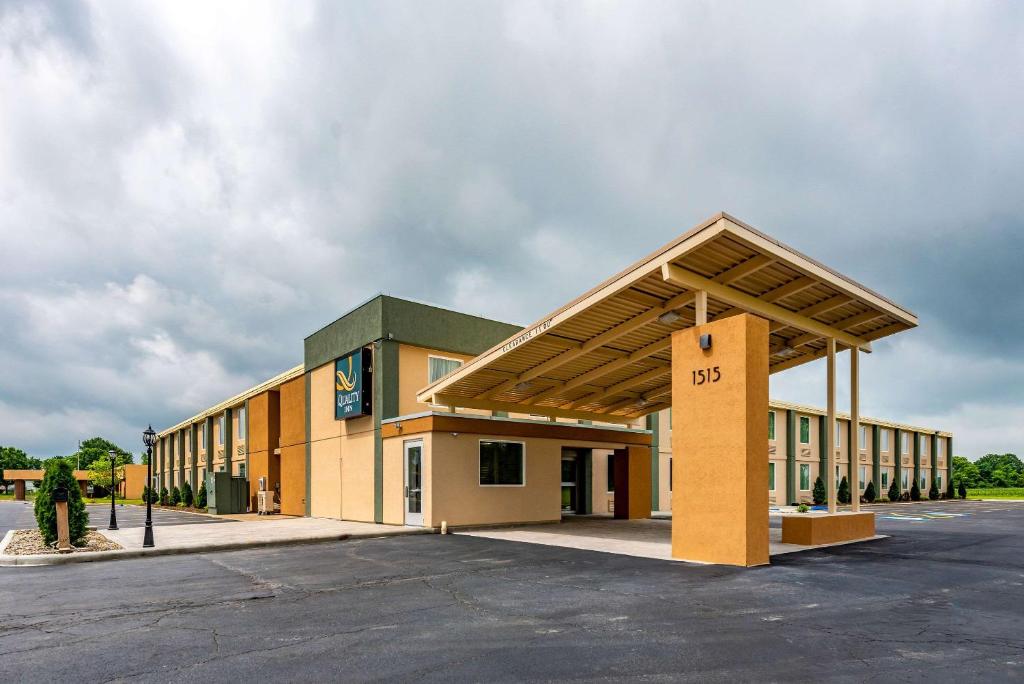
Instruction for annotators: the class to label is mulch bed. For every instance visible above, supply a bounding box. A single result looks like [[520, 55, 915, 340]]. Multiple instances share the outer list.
[[3, 529, 122, 555]]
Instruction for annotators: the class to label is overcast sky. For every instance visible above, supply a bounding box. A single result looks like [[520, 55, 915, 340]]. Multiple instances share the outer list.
[[2, 1, 1022, 460]]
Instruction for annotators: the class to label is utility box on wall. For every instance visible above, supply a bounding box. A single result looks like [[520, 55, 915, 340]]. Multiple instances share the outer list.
[[206, 471, 249, 514]]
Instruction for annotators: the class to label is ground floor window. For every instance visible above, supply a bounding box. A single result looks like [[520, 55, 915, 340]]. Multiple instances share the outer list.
[[479, 440, 525, 486], [882, 471, 889, 488], [606, 454, 615, 493], [859, 466, 867, 490], [937, 473, 943, 490], [902, 470, 909, 489], [920, 472, 927, 489], [768, 462, 775, 491], [799, 463, 810, 490]]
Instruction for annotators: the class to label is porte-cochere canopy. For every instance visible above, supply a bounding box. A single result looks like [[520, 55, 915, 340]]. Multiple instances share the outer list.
[[417, 213, 917, 424]]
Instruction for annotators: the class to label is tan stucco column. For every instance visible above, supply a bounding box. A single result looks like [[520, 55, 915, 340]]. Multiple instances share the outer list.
[[79, 481, 88, 496], [612, 446, 652, 519], [671, 313, 770, 567], [14, 480, 26, 500]]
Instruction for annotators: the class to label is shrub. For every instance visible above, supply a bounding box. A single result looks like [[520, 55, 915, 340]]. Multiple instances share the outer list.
[[910, 480, 921, 501], [946, 477, 955, 499], [901, 491, 911, 502], [196, 481, 208, 508], [170, 486, 181, 505], [837, 476, 850, 505], [141, 485, 149, 504], [796, 503, 809, 513], [928, 479, 939, 501], [958, 481, 967, 499], [33, 459, 88, 546], [181, 481, 194, 507], [863, 481, 876, 503], [887, 479, 900, 502], [812, 476, 826, 505], [160, 487, 169, 505]]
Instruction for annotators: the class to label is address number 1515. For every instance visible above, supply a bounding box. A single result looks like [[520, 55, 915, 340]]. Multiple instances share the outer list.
[[692, 366, 721, 385]]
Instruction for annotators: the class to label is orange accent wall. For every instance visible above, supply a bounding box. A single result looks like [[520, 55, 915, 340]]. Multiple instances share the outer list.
[[278, 375, 307, 516]]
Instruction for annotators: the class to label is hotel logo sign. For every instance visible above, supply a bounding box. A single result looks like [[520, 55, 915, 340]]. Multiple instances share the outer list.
[[335, 347, 373, 420]]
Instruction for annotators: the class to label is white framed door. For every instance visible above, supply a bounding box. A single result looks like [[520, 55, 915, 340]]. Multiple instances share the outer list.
[[404, 440, 424, 526]]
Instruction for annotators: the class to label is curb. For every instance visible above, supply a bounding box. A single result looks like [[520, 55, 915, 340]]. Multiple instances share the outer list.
[[0, 527, 433, 567]]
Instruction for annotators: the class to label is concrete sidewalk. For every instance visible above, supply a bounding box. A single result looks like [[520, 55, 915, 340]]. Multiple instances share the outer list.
[[0, 517, 430, 566]]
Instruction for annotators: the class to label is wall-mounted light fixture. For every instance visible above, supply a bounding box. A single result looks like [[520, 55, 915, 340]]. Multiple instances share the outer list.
[[699, 334, 712, 350]]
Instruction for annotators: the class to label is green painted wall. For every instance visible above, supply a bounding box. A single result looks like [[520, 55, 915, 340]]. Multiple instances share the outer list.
[[647, 412, 659, 510], [786, 410, 796, 505], [872, 424, 881, 492], [818, 415, 827, 486]]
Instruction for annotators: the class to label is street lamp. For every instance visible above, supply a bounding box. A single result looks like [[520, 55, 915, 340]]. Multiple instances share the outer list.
[[143, 425, 156, 548], [108, 449, 118, 531]]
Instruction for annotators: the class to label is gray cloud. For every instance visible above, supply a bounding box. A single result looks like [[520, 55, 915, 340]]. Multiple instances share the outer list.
[[1, 0, 1021, 459]]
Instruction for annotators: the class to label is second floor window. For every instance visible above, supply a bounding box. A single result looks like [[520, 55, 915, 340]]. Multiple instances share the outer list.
[[428, 356, 463, 384], [238, 407, 246, 439]]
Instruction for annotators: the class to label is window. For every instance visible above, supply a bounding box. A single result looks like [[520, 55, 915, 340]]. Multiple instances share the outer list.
[[881, 429, 890, 452], [799, 416, 810, 444], [479, 441, 525, 486], [919, 434, 926, 453], [799, 463, 810, 491], [835, 420, 842, 447], [920, 473, 927, 489], [185, 428, 191, 454], [937, 438, 944, 457], [835, 465, 840, 488], [882, 471, 889, 488], [428, 356, 463, 383], [238, 462, 246, 478], [859, 466, 867, 490], [901, 433, 909, 455], [669, 457, 673, 490], [218, 415, 225, 445], [238, 407, 246, 439], [860, 426, 868, 448], [902, 470, 909, 489], [607, 454, 615, 493], [937, 473, 943, 490], [768, 411, 776, 441], [199, 423, 205, 445], [768, 462, 775, 491]]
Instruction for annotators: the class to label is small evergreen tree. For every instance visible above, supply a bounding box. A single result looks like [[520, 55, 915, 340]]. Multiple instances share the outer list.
[[910, 480, 921, 501], [928, 479, 939, 501], [812, 476, 826, 505], [837, 476, 850, 505], [160, 486, 169, 505], [196, 481, 208, 508], [863, 481, 876, 503], [141, 485, 149, 504], [33, 459, 88, 546], [170, 486, 181, 505], [887, 479, 900, 502], [945, 477, 955, 499], [958, 481, 967, 499], [181, 481, 194, 507]]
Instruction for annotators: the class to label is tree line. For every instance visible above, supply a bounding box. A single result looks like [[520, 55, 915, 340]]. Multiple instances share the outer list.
[[951, 453, 1023, 489], [0, 438, 136, 493]]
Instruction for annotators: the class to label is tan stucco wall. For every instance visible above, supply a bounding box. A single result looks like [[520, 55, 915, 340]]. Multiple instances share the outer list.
[[397, 345, 482, 417], [309, 362, 376, 521], [427, 432, 559, 528]]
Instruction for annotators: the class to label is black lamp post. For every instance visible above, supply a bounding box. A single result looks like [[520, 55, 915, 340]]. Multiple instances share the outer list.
[[108, 449, 118, 530], [143, 425, 156, 548]]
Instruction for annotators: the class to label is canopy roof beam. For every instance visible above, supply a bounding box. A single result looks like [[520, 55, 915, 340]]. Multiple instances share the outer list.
[[661, 263, 872, 351], [479, 290, 696, 400]]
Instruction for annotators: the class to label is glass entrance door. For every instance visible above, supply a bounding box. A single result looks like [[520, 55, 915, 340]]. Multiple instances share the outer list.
[[561, 454, 578, 513], [404, 440, 423, 526]]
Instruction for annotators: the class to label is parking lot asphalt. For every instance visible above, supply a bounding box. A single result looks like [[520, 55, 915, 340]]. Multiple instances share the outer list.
[[0, 501, 229, 539], [1, 499, 1021, 681]]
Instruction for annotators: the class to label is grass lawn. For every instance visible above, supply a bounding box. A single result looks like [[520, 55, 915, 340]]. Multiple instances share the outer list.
[[966, 487, 1024, 500], [0, 492, 34, 500]]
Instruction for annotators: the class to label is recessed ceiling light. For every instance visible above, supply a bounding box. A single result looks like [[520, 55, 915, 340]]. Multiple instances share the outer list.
[[658, 310, 681, 325]]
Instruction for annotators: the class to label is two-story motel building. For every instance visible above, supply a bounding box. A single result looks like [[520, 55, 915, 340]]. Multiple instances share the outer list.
[[154, 293, 951, 526]]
